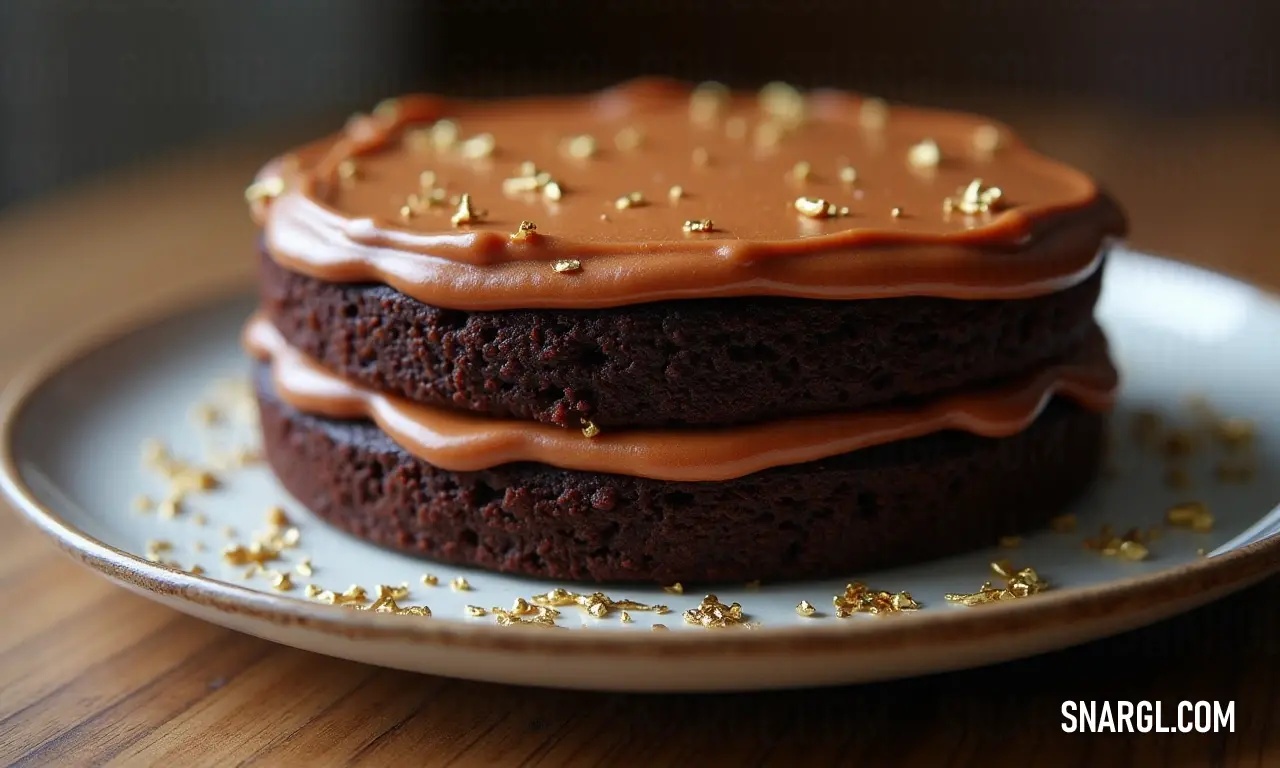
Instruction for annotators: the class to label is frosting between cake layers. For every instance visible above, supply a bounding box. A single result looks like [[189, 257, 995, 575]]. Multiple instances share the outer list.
[[248, 78, 1127, 311], [243, 314, 1119, 482]]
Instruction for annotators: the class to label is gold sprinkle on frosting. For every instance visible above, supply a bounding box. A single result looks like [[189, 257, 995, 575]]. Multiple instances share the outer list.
[[421, 574, 438, 586], [973, 124, 1002, 154], [907, 138, 941, 169], [244, 176, 285, 203], [794, 197, 849, 219], [512, 220, 537, 241], [859, 97, 889, 129], [614, 126, 643, 151], [796, 600, 817, 617], [662, 583, 684, 595], [337, 159, 358, 181], [614, 191, 647, 210], [668, 185, 684, 203], [552, 259, 581, 274], [581, 420, 600, 438], [691, 147, 710, 167], [689, 81, 730, 124], [682, 219, 714, 233], [465, 605, 487, 617], [1166, 501, 1214, 531], [790, 161, 812, 182], [450, 194, 483, 227], [450, 577, 472, 591], [758, 81, 805, 127], [561, 134, 598, 160], [459, 132, 496, 159], [946, 179, 1005, 216], [838, 165, 858, 185]]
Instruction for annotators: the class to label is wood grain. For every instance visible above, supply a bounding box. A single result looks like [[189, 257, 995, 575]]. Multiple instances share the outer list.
[[1, 102, 1278, 766]]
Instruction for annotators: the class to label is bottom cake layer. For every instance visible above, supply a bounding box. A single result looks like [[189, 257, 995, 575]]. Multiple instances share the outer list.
[[255, 364, 1105, 584]]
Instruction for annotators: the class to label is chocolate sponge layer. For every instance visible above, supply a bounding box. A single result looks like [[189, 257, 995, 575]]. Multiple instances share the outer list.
[[260, 251, 1104, 429], [256, 364, 1104, 584]]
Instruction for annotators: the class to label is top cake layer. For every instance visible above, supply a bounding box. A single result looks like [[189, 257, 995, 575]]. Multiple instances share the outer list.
[[249, 78, 1126, 311]]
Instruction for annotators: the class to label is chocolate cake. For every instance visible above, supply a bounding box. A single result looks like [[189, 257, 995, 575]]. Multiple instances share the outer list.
[[244, 78, 1126, 584]]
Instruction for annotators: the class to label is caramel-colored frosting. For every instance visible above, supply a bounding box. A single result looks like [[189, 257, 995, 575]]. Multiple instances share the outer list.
[[244, 314, 1118, 482], [249, 78, 1126, 311]]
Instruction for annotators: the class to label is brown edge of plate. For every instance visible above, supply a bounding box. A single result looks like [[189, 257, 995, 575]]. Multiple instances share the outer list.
[[1, 274, 1278, 661]]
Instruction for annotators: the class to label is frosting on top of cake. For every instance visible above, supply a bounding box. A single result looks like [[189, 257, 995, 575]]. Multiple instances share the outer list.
[[248, 78, 1126, 310]]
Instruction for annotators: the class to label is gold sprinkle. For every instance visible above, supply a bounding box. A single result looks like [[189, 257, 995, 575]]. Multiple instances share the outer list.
[[1118, 540, 1150, 561], [552, 259, 581, 274], [690, 81, 730, 123], [614, 191, 647, 210], [531, 588, 667, 620], [907, 139, 940, 169], [683, 594, 747, 629], [430, 119, 460, 150], [793, 197, 848, 219], [305, 584, 322, 598], [266, 506, 290, 527], [620, 611, 633, 624], [691, 147, 710, 167], [832, 583, 921, 617], [891, 207, 904, 218], [561, 134, 597, 160], [945, 179, 1005, 216], [651, 624, 669, 632], [296, 558, 313, 577], [668, 185, 684, 203], [614, 126, 643, 151], [337, 159, 358, 181], [465, 605, 487, 617], [1049, 514, 1078, 533], [759, 81, 805, 126], [512, 220, 537, 241], [543, 181, 563, 202], [146, 539, 173, 554], [753, 121, 783, 149], [244, 176, 285, 203], [421, 574, 438, 586], [418, 170, 437, 190], [725, 116, 747, 139], [1196, 548, 1207, 557], [790, 161, 812, 182], [189, 565, 205, 576], [271, 572, 295, 592], [973, 124, 1002, 154], [1215, 417, 1255, 451], [663, 583, 684, 595], [450, 194, 483, 227], [132, 495, 153, 513], [945, 563, 1048, 606], [838, 165, 858, 185], [796, 600, 816, 617], [581, 420, 600, 438], [158, 496, 181, 519], [1215, 460, 1255, 484], [682, 219, 714, 233], [450, 577, 472, 592], [859, 97, 889, 129], [459, 132, 496, 159], [503, 175, 540, 195], [1167, 501, 1213, 531], [398, 205, 413, 221]]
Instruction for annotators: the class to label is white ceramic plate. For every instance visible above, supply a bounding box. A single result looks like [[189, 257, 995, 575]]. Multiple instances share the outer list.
[[2, 247, 1278, 692]]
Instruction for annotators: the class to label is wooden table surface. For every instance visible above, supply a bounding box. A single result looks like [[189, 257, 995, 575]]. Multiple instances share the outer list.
[[1, 100, 1278, 766]]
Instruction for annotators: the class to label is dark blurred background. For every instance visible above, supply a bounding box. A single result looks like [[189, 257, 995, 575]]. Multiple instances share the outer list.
[[2, 0, 1278, 211]]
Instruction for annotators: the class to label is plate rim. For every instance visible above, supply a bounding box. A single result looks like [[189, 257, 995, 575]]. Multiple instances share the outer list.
[[2, 252, 1278, 661]]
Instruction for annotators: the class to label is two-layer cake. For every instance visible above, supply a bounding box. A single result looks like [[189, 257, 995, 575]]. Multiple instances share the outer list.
[[245, 79, 1126, 584]]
